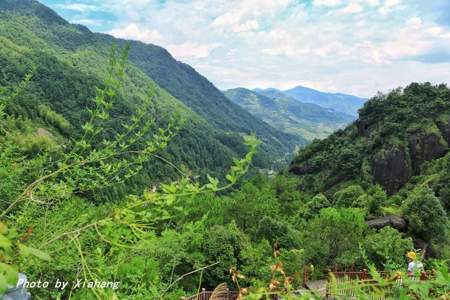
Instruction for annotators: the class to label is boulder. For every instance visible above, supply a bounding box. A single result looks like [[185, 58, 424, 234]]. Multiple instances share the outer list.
[[366, 215, 407, 231]]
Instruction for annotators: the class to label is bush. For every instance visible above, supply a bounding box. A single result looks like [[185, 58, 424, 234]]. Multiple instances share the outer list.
[[301, 208, 367, 270], [334, 185, 365, 208], [402, 186, 447, 242], [364, 227, 413, 271]]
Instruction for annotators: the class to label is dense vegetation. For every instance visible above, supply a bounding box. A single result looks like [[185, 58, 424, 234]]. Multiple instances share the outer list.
[[290, 82, 450, 257], [0, 1, 449, 299], [225, 88, 353, 141], [2, 71, 448, 298]]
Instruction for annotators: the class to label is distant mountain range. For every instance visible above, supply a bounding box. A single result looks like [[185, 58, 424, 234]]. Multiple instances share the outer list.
[[225, 88, 355, 141], [254, 86, 366, 116]]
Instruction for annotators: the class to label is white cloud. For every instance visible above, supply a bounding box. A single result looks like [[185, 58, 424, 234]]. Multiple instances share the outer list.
[[262, 45, 310, 57], [211, 12, 240, 28], [233, 19, 260, 33], [313, 0, 342, 7], [167, 43, 222, 59], [211, 0, 292, 33], [338, 3, 363, 14], [55, 3, 100, 13], [365, 0, 381, 7], [406, 17, 423, 28], [109, 23, 164, 44], [379, 0, 401, 15]]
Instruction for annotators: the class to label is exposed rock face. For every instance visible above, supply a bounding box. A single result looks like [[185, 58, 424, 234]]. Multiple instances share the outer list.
[[290, 161, 316, 175], [366, 215, 407, 232], [438, 119, 450, 145], [372, 148, 411, 194], [356, 119, 369, 137], [408, 130, 448, 174]]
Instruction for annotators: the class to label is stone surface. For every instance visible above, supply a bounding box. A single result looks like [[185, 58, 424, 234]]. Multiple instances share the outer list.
[[356, 119, 369, 137], [372, 148, 411, 194], [366, 215, 407, 231], [438, 119, 450, 145], [290, 161, 316, 175], [408, 130, 448, 174]]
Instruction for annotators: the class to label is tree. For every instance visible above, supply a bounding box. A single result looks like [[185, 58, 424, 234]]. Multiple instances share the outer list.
[[301, 193, 330, 219], [367, 185, 387, 216], [334, 185, 366, 208], [402, 186, 447, 242], [364, 227, 413, 271], [301, 208, 367, 270]]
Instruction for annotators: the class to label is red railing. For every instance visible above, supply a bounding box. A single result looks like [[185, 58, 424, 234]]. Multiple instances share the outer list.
[[324, 266, 430, 298]]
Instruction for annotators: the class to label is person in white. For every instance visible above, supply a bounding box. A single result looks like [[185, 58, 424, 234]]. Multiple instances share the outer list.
[[406, 251, 423, 277]]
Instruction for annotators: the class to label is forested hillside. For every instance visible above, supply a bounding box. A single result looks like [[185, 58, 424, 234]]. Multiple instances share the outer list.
[[0, 0, 300, 183], [290, 82, 449, 255], [225, 88, 353, 141]]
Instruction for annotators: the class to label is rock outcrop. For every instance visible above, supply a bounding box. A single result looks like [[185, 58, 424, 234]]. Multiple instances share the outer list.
[[372, 148, 411, 194], [408, 130, 448, 174], [356, 119, 369, 137], [366, 215, 407, 231], [438, 119, 450, 145], [290, 161, 316, 175]]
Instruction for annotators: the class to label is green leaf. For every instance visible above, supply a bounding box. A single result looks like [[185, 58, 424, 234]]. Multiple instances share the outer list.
[[0, 234, 11, 250], [226, 174, 234, 183], [0, 222, 7, 235], [0, 263, 18, 286], [18, 243, 51, 261], [0, 273, 7, 295]]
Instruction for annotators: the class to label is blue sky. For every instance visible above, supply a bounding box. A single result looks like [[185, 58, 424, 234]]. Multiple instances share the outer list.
[[40, 0, 450, 97]]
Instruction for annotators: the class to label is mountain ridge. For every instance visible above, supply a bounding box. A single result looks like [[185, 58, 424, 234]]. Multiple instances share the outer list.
[[254, 86, 366, 116], [225, 87, 354, 141]]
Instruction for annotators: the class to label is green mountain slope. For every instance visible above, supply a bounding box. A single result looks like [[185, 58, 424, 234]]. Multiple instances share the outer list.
[[290, 83, 450, 199], [116, 40, 301, 163], [256, 86, 366, 116], [0, 1, 251, 200], [0, 0, 300, 177], [225, 88, 354, 141]]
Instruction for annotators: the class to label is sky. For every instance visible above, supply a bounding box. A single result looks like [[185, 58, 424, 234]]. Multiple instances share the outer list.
[[40, 0, 450, 98]]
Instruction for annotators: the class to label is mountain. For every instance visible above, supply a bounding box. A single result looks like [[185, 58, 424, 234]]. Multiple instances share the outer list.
[[290, 82, 450, 198], [253, 88, 288, 99], [283, 86, 366, 116], [0, 0, 301, 178], [256, 86, 365, 116], [112, 39, 303, 160], [224, 88, 354, 141], [288, 82, 450, 259]]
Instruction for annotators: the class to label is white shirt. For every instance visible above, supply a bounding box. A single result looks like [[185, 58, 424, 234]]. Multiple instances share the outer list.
[[408, 261, 424, 274]]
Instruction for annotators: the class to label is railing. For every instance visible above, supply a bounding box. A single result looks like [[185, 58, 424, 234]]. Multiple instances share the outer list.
[[182, 288, 240, 300], [324, 267, 430, 299], [325, 268, 390, 299]]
